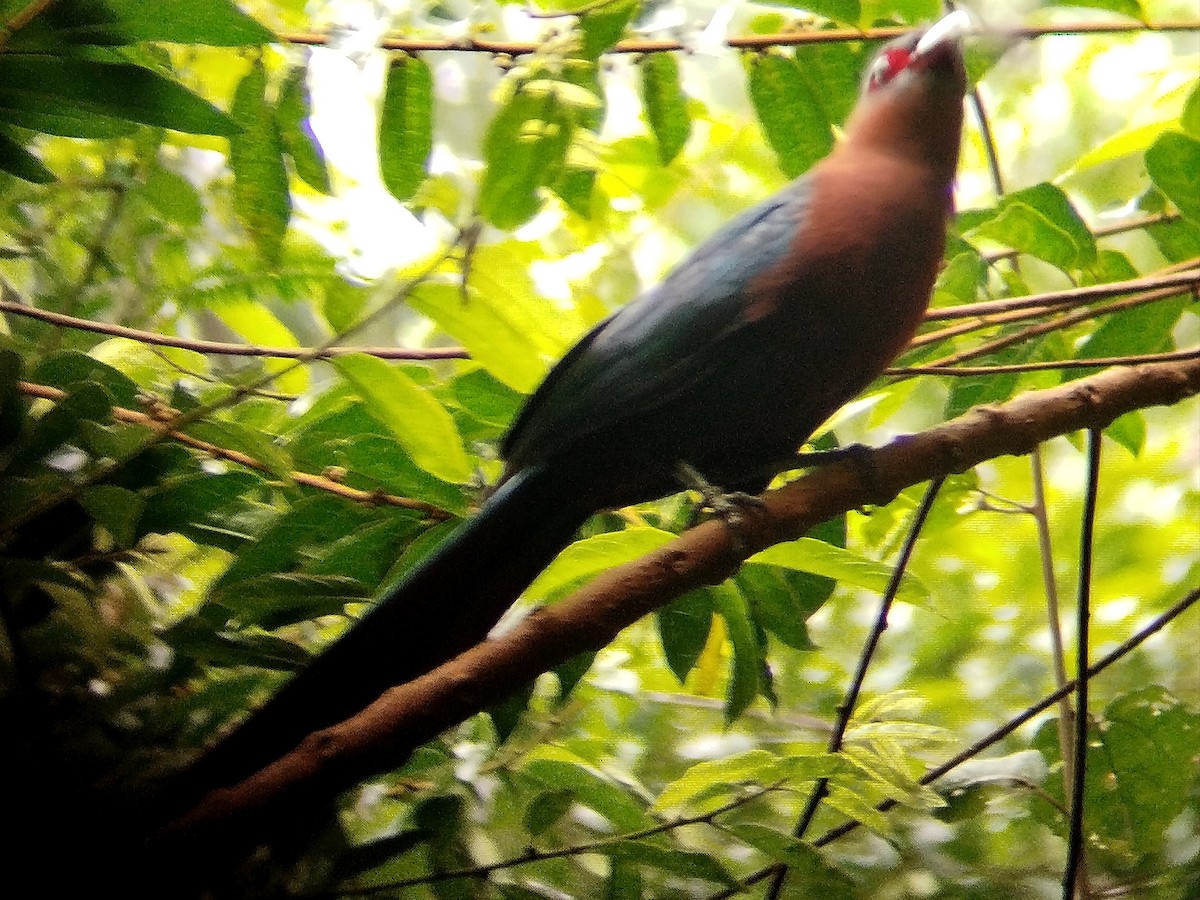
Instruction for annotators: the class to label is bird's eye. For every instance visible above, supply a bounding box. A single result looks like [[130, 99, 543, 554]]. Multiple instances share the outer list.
[[867, 47, 913, 92]]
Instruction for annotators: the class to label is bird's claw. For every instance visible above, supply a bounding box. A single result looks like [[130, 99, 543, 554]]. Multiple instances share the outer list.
[[675, 463, 766, 553]]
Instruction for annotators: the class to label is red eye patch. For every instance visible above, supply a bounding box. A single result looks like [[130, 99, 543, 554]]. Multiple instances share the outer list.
[[883, 47, 913, 77]]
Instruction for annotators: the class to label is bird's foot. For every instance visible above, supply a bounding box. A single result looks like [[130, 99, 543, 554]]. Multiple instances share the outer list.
[[675, 462, 766, 553]]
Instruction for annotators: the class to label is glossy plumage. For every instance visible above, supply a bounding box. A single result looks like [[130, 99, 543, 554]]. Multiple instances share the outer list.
[[179, 15, 969, 805]]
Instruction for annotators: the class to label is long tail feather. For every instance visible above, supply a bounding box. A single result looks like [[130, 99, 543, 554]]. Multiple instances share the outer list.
[[173, 463, 589, 807]]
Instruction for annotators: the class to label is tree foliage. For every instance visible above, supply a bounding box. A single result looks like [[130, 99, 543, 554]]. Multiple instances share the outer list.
[[0, 0, 1197, 897]]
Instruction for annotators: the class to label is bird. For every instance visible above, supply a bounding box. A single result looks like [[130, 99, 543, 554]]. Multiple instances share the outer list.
[[176, 11, 970, 806]]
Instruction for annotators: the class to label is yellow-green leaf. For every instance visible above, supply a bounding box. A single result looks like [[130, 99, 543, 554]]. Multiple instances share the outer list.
[[331, 353, 470, 483]]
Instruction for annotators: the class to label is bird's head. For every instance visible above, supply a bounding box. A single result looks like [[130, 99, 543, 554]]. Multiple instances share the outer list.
[[845, 10, 971, 180]]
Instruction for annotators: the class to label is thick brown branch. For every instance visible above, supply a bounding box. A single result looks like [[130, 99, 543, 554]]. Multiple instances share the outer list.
[[161, 355, 1200, 857]]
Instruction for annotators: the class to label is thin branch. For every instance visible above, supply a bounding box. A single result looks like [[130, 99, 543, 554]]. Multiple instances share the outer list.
[[15, 380, 456, 520], [276, 20, 1200, 57], [922, 269, 1200, 322], [811, 584, 1200, 848], [706, 585, 1200, 900], [766, 479, 943, 900], [0, 298, 469, 361], [0, 0, 59, 50], [336, 785, 776, 894], [981, 213, 1183, 264], [1064, 429, 1101, 899], [912, 286, 1186, 370], [0, 244, 458, 550], [887, 348, 1200, 376]]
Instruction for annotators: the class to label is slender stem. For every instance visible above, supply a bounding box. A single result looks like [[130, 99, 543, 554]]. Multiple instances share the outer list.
[[765, 479, 944, 899], [0, 295, 468, 360], [888, 348, 1200, 376], [274, 19, 1200, 58], [807, 584, 1199, 850], [1033, 445, 1090, 895], [1064, 429, 1102, 899]]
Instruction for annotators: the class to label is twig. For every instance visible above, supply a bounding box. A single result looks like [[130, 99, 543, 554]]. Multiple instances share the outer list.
[[887, 348, 1200, 376], [923, 269, 1199, 322], [812, 584, 1199, 847], [913, 286, 1186, 370], [276, 20, 1200, 57], [0, 298, 469, 361], [15, 380, 455, 520], [1064, 429, 1101, 899], [0, 0, 59, 50], [705, 586, 1200, 899], [336, 785, 776, 894], [766, 479, 943, 899]]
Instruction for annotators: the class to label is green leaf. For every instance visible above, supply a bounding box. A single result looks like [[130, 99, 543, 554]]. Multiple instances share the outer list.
[[577, 0, 636, 60], [824, 783, 894, 837], [725, 823, 854, 890], [968, 201, 1080, 272], [210, 495, 377, 595], [0, 125, 54, 182], [773, 0, 861, 26], [749, 537, 929, 604], [524, 789, 574, 835], [527, 526, 676, 601], [1073, 119, 1175, 171], [31, 0, 275, 46], [710, 581, 760, 722], [379, 55, 433, 201], [407, 280, 529, 387], [932, 251, 986, 306], [0, 55, 238, 136], [1032, 687, 1199, 862], [230, 60, 290, 263], [337, 435, 468, 515], [141, 472, 262, 538], [211, 572, 368, 629], [601, 841, 739, 889], [479, 76, 574, 229], [1183, 82, 1200, 138], [79, 484, 143, 548], [1146, 131, 1200, 222], [331, 354, 471, 484], [1050, 0, 1142, 19], [276, 67, 331, 194], [522, 746, 654, 831], [653, 749, 778, 812], [1007, 183, 1096, 265], [9, 382, 113, 471], [141, 165, 204, 226], [1070, 295, 1187, 376], [184, 418, 294, 480], [1104, 409, 1146, 456], [656, 589, 714, 683], [208, 298, 308, 394], [166, 619, 311, 670], [32, 352, 138, 406], [792, 36, 868, 125], [639, 53, 690, 166], [746, 51, 833, 178], [450, 367, 523, 428], [303, 514, 425, 587]]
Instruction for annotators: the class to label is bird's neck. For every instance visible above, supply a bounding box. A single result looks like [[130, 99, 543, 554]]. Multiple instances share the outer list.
[[842, 88, 964, 189]]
